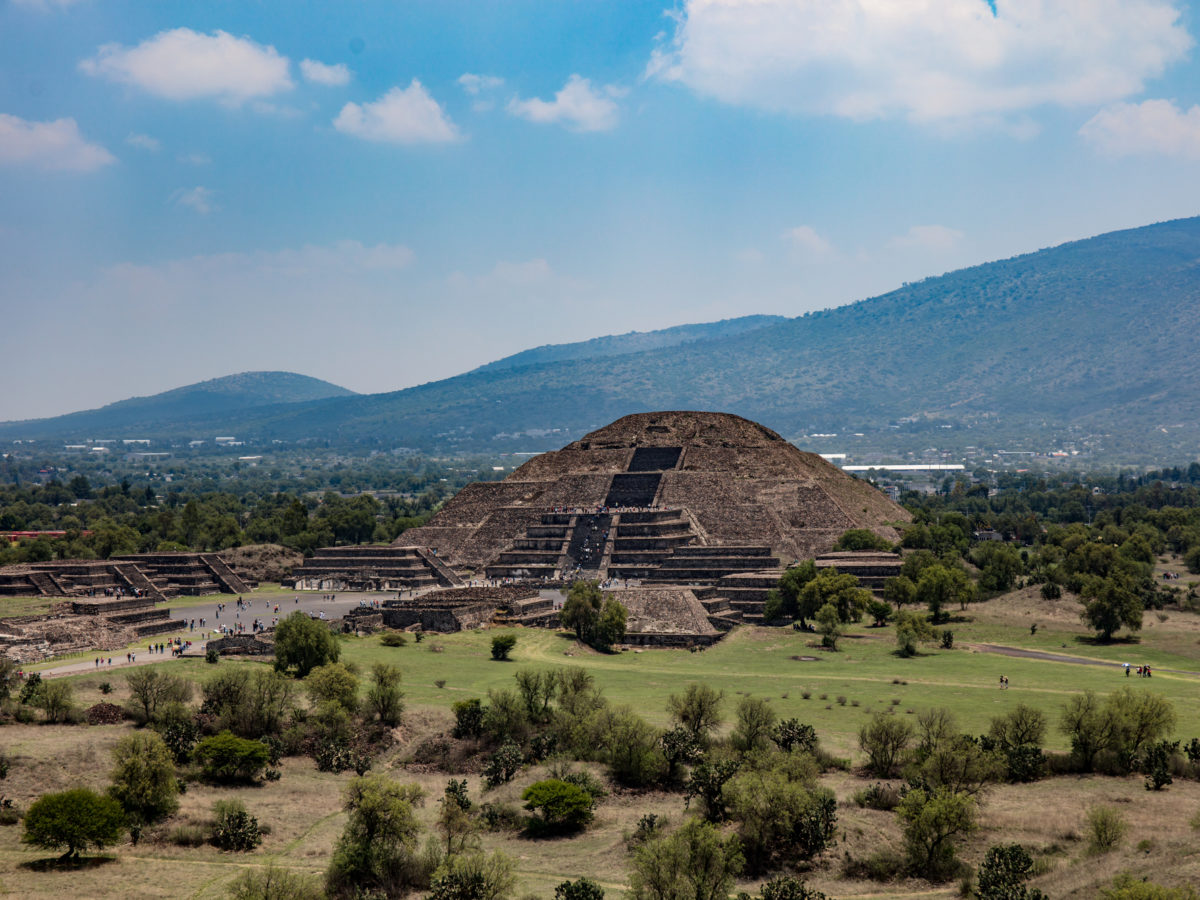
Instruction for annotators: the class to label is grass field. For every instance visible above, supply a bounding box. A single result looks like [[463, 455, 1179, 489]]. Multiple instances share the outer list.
[[2, 586, 1200, 898]]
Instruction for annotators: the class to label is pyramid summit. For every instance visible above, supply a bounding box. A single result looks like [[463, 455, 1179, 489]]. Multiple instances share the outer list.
[[398, 411, 909, 581]]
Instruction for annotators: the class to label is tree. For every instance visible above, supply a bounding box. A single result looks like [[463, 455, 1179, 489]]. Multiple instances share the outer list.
[[897, 787, 976, 881], [866, 598, 893, 626], [33, 679, 75, 723], [595, 598, 628, 650], [560, 580, 603, 642], [108, 731, 179, 830], [976, 843, 1047, 900], [212, 798, 263, 852], [305, 662, 360, 713], [124, 669, 193, 726], [815, 603, 843, 650], [1080, 573, 1144, 641], [731, 695, 777, 755], [667, 683, 724, 745], [883, 575, 916, 609], [859, 713, 913, 777], [490, 634, 517, 661], [629, 819, 743, 900], [522, 779, 595, 834], [1060, 690, 1116, 771], [195, 731, 271, 783], [799, 568, 871, 623], [274, 611, 340, 677], [326, 776, 429, 899], [365, 663, 404, 727], [764, 561, 818, 623], [202, 668, 297, 738], [724, 768, 836, 874], [771, 719, 818, 755], [906, 734, 1002, 797], [514, 669, 557, 722], [22, 788, 126, 859], [834, 528, 894, 552], [452, 698, 485, 740], [1061, 689, 1175, 772], [915, 565, 975, 623], [894, 609, 939, 657]]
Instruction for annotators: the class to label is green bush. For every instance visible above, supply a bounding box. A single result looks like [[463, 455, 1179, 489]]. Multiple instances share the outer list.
[[452, 698, 485, 740], [274, 611, 340, 677], [556, 878, 605, 900], [380, 631, 408, 647], [429, 850, 516, 900], [491, 635, 517, 661], [108, 731, 180, 827], [206, 647, 220, 664], [977, 843, 1047, 900], [522, 779, 595, 834], [195, 731, 271, 784], [859, 713, 913, 778], [211, 799, 263, 852], [1086, 805, 1128, 855], [482, 741, 524, 788]]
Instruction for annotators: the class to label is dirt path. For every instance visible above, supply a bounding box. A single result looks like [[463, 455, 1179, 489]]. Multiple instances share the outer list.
[[970, 643, 1200, 677]]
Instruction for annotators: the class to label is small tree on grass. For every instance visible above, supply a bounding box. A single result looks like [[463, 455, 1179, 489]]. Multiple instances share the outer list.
[[108, 731, 179, 833], [490, 635, 517, 661], [1085, 805, 1127, 855], [274, 611, 340, 677], [859, 713, 913, 777], [124, 669, 192, 726], [731, 695, 777, 755], [452, 698, 485, 740], [365, 663, 404, 727], [326, 776, 430, 899], [211, 798, 263, 852], [896, 787, 976, 881], [629, 818, 743, 900], [305, 662, 360, 714], [815, 603, 843, 650], [522, 779, 595, 834], [34, 679, 75, 723], [667, 683, 724, 746], [23, 788, 126, 859], [428, 850, 516, 900]]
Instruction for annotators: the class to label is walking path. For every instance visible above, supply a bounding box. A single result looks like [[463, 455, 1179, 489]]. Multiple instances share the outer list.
[[971, 642, 1200, 677]]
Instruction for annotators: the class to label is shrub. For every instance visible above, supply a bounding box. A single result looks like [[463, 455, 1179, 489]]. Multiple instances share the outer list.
[[365, 663, 404, 727], [772, 719, 818, 754], [667, 683, 725, 745], [22, 788, 126, 858], [206, 647, 220, 664], [228, 864, 325, 900], [381, 632, 408, 647], [897, 787, 976, 881], [859, 713, 913, 777], [853, 782, 901, 811], [34, 679, 75, 723], [731, 695, 777, 755], [167, 823, 208, 847], [491, 635, 518, 661], [1101, 872, 1200, 899], [1086, 805, 1128, 855], [325, 776, 430, 899], [125, 669, 193, 726], [274, 611, 340, 677], [211, 798, 263, 852], [1143, 740, 1178, 791], [629, 819, 743, 900], [940, 630, 954, 650], [195, 731, 271, 783], [758, 875, 830, 900], [483, 741, 524, 788], [108, 731, 180, 827], [480, 801, 523, 832], [428, 850, 516, 900], [976, 843, 1047, 900], [99, 681, 113, 694], [305, 663, 360, 713], [556, 878, 605, 900], [201, 668, 297, 739], [522, 779, 595, 834], [452, 698, 485, 740]]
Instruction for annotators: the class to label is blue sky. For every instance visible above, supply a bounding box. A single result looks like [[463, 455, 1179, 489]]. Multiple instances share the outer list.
[[3, 0, 1200, 420]]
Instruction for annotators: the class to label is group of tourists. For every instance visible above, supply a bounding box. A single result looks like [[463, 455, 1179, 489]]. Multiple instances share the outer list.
[[1123, 663, 1154, 677]]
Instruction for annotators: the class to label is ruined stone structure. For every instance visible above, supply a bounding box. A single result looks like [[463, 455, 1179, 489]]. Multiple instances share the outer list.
[[814, 551, 903, 595], [286, 545, 465, 591], [0, 552, 255, 601], [360, 585, 554, 633], [398, 411, 908, 586]]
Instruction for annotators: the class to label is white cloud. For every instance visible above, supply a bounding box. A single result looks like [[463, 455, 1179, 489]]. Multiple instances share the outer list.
[[334, 81, 460, 144], [1080, 99, 1200, 159], [11, 0, 86, 9], [458, 73, 504, 95], [507, 75, 622, 132], [125, 132, 160, 151], [301, 59, 352, 87], [178, 152, 211, 166], [172, 186, 216, 214], [890, 224, 964, 251], [0, 114, 115, 172], [649, 0, 1192, 123], [80, 28, 293, 105], [782, 225, 833, 256]]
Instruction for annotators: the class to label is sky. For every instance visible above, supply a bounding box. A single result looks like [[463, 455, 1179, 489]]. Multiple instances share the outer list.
[[3, 0, 1200, 421]]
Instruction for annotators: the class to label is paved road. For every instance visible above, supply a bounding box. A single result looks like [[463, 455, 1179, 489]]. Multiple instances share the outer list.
[[38, 590, 400, 679]]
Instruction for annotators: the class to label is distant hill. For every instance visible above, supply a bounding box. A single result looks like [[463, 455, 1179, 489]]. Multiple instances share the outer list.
[[0, 372, 354, 438], [5, 217, 1200, 460], [470, 315, 786, 374]]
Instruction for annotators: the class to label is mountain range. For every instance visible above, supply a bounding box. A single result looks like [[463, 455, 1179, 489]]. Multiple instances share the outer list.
[[5, 217, 1200, 461]]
